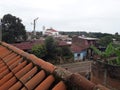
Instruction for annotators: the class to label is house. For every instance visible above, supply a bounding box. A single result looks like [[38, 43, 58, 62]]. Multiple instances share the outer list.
[[71, 44, 88, 61], [12, 39, 44, 52], [0, 41, 109, 90], [12, 39, 71, 52], [43, 27, 59, 36], [71, 36, 98, 61]]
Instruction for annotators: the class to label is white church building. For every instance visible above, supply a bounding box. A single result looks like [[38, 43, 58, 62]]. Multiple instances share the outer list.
[[42, 26, 59, 36]]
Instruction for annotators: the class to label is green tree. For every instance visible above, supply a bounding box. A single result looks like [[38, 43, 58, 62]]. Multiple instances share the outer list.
[[114, 47, 120, 65], [61, 47, 73, 59], [91, 43, 120, 65], [99, 36, 113, 47], [45, 36, 57, 59], [2, 14, 27, 43], [32, 44, 47, 58], [114, 32, 120, 41]]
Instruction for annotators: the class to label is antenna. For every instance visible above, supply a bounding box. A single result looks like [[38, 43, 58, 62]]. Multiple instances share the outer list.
[[33, 17, 39, 38]]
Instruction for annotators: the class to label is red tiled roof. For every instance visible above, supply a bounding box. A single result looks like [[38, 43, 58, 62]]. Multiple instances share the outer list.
[[0, 42, 109, 90], [46, 29, 58, 32], [71, 44, 89, 53], [13, 40, 70, 50], [12, 40, 44, 50]]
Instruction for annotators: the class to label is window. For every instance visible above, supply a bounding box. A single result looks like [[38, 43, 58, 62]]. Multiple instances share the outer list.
[[77, 53, 80, 57]]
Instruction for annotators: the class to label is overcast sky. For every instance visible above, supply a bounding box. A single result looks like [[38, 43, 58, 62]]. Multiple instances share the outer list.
[[1, 0, 120, 34]]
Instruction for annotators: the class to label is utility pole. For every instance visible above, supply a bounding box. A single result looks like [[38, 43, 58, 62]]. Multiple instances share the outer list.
[[0, 19, 2, 41], [33, 17, 39, 37]]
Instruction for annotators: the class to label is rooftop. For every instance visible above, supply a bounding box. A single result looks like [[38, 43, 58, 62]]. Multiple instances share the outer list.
[[78, 36, 98, 40], [12, 40, 44, 50], [0, 41, 109, 90], [46, 28, 58, 32], [71, 44, 89, 53]]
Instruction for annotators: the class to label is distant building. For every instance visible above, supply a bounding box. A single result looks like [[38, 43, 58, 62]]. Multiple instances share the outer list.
[[42, 26, 59, 36], [71, 35, 98, 61]]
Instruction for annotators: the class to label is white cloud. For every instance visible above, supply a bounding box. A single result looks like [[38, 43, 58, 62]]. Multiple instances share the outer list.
[[0, 0, 120, 34]]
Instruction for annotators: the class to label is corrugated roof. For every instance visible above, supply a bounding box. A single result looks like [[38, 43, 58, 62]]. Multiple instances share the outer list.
[[0, 41, 109, 90], [78, 36, 98, 40]]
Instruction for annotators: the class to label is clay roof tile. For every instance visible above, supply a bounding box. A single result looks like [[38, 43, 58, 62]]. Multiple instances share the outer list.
[[0, 42, 109, 90], [52, 81, 66, 90]]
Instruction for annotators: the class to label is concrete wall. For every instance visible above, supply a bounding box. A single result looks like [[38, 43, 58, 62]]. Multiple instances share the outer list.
[[91, 61, 120, 90]]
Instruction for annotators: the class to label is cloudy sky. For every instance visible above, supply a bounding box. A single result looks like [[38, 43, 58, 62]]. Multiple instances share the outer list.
[[1, 0, 120, 34]]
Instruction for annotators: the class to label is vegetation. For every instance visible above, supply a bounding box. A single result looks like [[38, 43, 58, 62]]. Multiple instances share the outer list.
[[2, 14, 27, 43], [113, 47, 120, 65], [32, 36, 73, 64], [45, 36, 58, 59], [60, 47, 73, 59], [32, 44, 47, 59], [91, 43, 120, 65], [98, 36, 113, 47]]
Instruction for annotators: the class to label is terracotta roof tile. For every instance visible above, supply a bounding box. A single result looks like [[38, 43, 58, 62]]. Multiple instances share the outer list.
[[0, 72, 13, 86], [0, 69, 9, 79], [7, 56, 21, 66], [52, 81, 67, 90], [0, 42, 109, 90], [9, 57, 23, 69], [0, 65, 7, 73], [22, 70, 46, 90], [0, 63, 5, 68], [15, 63, 33, 78], [9, 67, 38, 90], [35, 75, 55, 90]]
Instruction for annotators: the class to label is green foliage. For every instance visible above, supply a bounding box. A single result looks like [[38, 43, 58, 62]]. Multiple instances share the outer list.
[[32, 36, 73, 63], [32, 44, 47, 58], [45, 36, 58, 59], [91, 43, 115, 59], [103, 43, 115, 58], [91, 45, 102, 56], [114, 32, 120, 41], [114, 48, 120, 65], [92, 44, 120, 65], [60, 47, 73, 59], [2, 14, 27, 43], [99, 36, 113, 47]]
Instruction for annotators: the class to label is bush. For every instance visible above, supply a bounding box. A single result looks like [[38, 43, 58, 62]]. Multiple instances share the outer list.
[[32, 44, 47, 58]]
